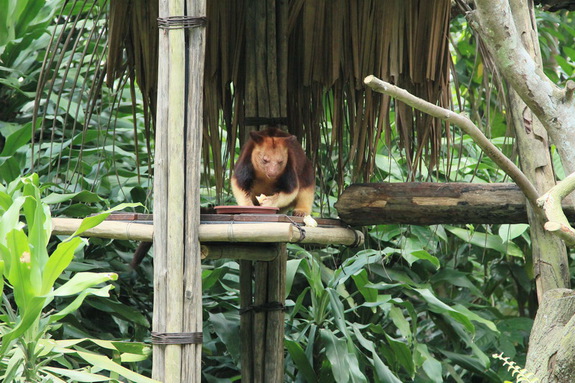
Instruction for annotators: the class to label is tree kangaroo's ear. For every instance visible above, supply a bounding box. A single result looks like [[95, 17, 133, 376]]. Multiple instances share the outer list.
[[249, 130, 265, 143]]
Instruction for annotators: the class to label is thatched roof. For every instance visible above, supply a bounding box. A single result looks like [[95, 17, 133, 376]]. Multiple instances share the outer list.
[[34, 0, 454, 196]]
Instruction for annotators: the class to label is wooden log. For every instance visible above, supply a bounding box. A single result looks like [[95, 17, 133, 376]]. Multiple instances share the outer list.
[[335, 182, 575, 226]]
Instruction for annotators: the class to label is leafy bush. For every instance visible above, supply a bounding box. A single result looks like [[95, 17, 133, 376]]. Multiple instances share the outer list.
[[0, 174, 155, 382]]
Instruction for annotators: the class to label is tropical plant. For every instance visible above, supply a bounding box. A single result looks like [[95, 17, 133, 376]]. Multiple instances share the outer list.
[[0, 174, 155, 382]]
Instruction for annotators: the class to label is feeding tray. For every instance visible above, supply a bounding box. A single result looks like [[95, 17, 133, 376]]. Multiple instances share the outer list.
[[214, 205, 279, 214]]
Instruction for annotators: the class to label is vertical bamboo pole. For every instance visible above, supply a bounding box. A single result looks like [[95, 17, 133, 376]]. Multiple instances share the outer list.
[[240, 260, 254, 381], [164, 0, 186, 379], [264, 245, 287, 383], [152, 0, 170, 380], [183, 0, 206, 381], [153, 0, 206, 381]]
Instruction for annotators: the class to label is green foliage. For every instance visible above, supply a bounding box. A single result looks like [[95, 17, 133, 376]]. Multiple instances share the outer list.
[[3, 2, 571, 382], [0, 175, 155, 382]]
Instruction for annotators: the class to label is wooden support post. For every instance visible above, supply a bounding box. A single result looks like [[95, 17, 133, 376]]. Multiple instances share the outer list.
[[240, 245, 287, 382], [153, 0, 206, 381]]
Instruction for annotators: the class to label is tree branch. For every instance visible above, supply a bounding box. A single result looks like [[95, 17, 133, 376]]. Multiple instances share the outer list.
[[363, 75, 541, 212], [538, 172, 575, 246], [472, 0, 575, 176]]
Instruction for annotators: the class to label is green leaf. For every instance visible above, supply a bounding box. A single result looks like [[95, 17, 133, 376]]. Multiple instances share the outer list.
[[416, 344, 443, 383], [320, 329, 367, 383], [42, 367, 111, 382], [286, 258, 303, 298], [498, 224, 529, 241], [51, 272, 118, 297], [414, 288, 475, 333], [389, 306, 411, 340], [403, 249, 440, 269], [0, 122, 32, 157], [286, 339, 318, 382], [65, 203, 142, 239], [42, 190, 106, 205], [351, 325, 403, 383], [77, 351, 161, 383], [446, 226, 506, 253], [385, 334, 414, 376], [42, 237, 84, 294], [50, 285, 114, 322], [208, 312, 240, 364]]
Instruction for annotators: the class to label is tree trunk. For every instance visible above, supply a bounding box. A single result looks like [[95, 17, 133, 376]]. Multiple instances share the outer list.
[[525, 289, 575, 383], [506, 0, 569, 298]]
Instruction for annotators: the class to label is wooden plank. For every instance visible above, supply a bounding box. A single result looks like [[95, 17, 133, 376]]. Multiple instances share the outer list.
[[335, 182, 575, 226]]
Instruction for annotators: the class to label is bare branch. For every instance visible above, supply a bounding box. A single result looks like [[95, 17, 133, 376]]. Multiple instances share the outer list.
[[364, 75, 541, 212], [538, 172, 575, 246]]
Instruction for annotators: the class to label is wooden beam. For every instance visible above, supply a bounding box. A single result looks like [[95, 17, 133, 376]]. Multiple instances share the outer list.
[[335, 182, 575, 226]]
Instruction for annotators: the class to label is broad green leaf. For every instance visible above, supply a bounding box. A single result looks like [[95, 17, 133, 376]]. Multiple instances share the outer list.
[[51, 272, 118, 297], [414, 288, 475, 333], [402, 249, 440, 269], [286, 258, 303, 298], [42, 237, 84, 294], [389, 306, 411, 340], [385, 334, 415, 376], [327, 288, 349, 337], [42, 367, 110, 382], [50, 285, 114, 322], [351, 325, 403, 383], [320, 329, 367, 383], [42, 190, 106, 205], [498, 224, 529, 241], [452, 304, 499, 333], [0, 122, 32, 157], [286, 339, 318, 382], [416, 344, 443, 383], [446, 226, 506, 253], [66, 203, 142, 239], [352, 269, 378, 304], [77, 351, 160, 383], [208, 312, 241, 364]]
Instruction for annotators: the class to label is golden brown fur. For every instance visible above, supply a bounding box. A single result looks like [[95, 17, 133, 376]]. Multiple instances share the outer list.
[[231, 128, 315, 216]]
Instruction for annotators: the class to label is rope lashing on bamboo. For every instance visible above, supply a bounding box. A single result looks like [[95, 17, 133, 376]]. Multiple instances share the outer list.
[[286, 216, 306, 242], [242, 117, 288, 126], [347, 225, 363, 248], [157, 16, 207, 30], [151, 332, 203, 345], [239, 302, 287, 315]]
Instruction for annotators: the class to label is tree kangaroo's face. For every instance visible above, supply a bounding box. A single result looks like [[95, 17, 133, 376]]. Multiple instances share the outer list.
[[252, 137, 289, 180]]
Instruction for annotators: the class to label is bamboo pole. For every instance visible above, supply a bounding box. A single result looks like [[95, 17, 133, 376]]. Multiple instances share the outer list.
[[51, 219, 364, 248], [184, 0, 207, 379], [201, 243, 281, 261], [162, 0, 186, 379], [153, 0, 170, 380]]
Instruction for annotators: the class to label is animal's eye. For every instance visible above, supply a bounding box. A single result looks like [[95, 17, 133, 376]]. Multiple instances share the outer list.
[[277, 161, 283, 165], [262, 158, 269, 164]]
